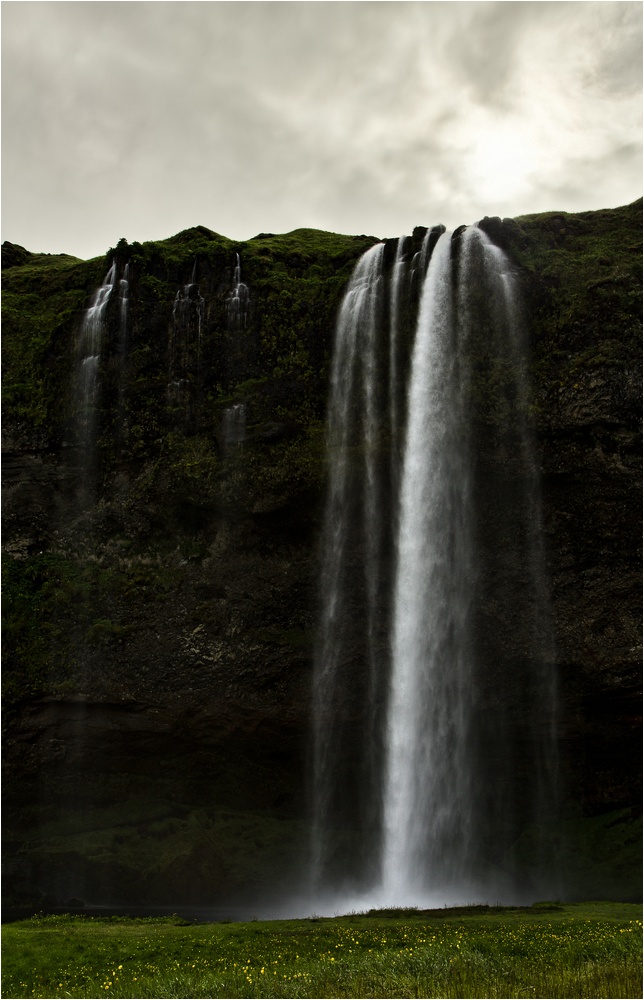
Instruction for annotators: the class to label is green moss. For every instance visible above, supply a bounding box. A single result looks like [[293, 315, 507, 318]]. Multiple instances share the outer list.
[[561, 809, 642, 901], [241, 423, 327, 504], [1, 556, 52, 697], [2, 208, 640, 911], [166, 433, 220, 503], [85, 619, 134, 645], [252, 627, 314, 650], [504, 201, 641, 362], [9, 794, 306, 898], [1, 547, 179, 699], [2, 279, 87, 437]]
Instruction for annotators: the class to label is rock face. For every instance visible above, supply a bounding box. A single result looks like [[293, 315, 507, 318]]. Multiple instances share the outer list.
[[2, 204, 641, 910]]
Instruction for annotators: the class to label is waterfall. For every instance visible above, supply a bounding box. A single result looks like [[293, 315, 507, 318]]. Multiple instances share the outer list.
[[311, 223, 558, 909], [221, 403, 246, 454], [382, 229, 475, 899], [228, 253, 249, 329], [172, 260, 205, 344], [311, 242, 387, 893], [388, 236, 408, 467], [169, 260, 205, 410], [466, 228, 560, 883], [119, 262, 130, 331], [117, 263, 130, 437], [76, 260, 116, 463]]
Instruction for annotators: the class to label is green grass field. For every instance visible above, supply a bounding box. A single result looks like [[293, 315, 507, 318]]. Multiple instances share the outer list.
[[1, 901, 641, 999]]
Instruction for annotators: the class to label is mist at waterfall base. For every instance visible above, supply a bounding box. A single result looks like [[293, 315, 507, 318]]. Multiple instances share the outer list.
[[306, 223, 559, 918]]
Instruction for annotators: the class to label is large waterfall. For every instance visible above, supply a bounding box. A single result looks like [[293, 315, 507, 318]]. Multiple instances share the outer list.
[[311, 223, 558, 909]]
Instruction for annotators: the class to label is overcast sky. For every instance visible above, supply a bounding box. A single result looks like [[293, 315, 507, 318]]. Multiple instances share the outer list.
[[2, 1, 642, 260]]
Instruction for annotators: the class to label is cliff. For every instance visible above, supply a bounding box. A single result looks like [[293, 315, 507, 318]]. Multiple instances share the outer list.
[[2, 201, 641, 910]]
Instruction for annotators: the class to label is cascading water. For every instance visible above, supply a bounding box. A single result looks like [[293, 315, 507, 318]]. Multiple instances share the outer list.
[[173, 259, 205, 337], [311, 223, 558, 909], [64, 259, 123, 894], [311, 242, 388, 894], [382, 229, 475, 901], [464, 228, 560, 885], [228, 253, 249, 329], [119, 262, 130, 333], [169, 260, 205, 410], [117, 263, 130, 436], [388, 236, 408, 472], [221, 402, 246, 454], [76, 260, 116, 467]]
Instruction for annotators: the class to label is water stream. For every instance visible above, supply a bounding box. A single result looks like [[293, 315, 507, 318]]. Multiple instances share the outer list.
[[228, 252, 250, 329], [168, 260, 205, 412], [76, 261, 116, 464], [311, 224, 558, 909]]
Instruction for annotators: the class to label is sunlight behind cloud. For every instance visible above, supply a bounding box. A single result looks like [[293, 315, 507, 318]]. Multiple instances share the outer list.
[[1, 1, 641, 257], [465, 124, 540, 204]]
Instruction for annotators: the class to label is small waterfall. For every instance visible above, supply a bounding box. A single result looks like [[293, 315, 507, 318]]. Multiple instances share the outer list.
[[409, 228, 432, 294], [60, 259, 123, 903], [227, 253, 250, 329], [168, 260, 205, 410], [119, 262, 130, 331], [76, 260, 116, 464], [464, 227, 560, 882], [311, 222, 558, 909], [117, 263, 130, 437], [388, 236, 408, 460], [221, 403, 246, 455], [172, 259, 205, 343]]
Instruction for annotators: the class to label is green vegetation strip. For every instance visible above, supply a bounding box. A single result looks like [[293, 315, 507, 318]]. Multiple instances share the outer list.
[[2, 902, 641, 999]]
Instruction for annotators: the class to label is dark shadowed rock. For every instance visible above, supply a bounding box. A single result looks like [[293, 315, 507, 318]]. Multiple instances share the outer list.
[[2, 203, 641, 908]]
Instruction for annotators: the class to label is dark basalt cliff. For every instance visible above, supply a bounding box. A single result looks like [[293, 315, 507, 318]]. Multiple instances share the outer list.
[[2, 202, 641, 911]]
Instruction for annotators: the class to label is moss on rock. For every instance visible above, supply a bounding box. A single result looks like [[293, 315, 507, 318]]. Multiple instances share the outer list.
[[2, 205, 641, 907]]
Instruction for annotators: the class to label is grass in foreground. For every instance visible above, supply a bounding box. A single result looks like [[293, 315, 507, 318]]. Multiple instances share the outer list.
[[1, 901, 641, 999]]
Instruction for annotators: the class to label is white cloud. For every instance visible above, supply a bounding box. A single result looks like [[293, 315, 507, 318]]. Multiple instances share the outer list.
[[2, 1, 641, 258]]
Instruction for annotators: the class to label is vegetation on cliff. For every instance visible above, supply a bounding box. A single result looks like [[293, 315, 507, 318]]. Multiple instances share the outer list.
[[2, 202, 641, 908]]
